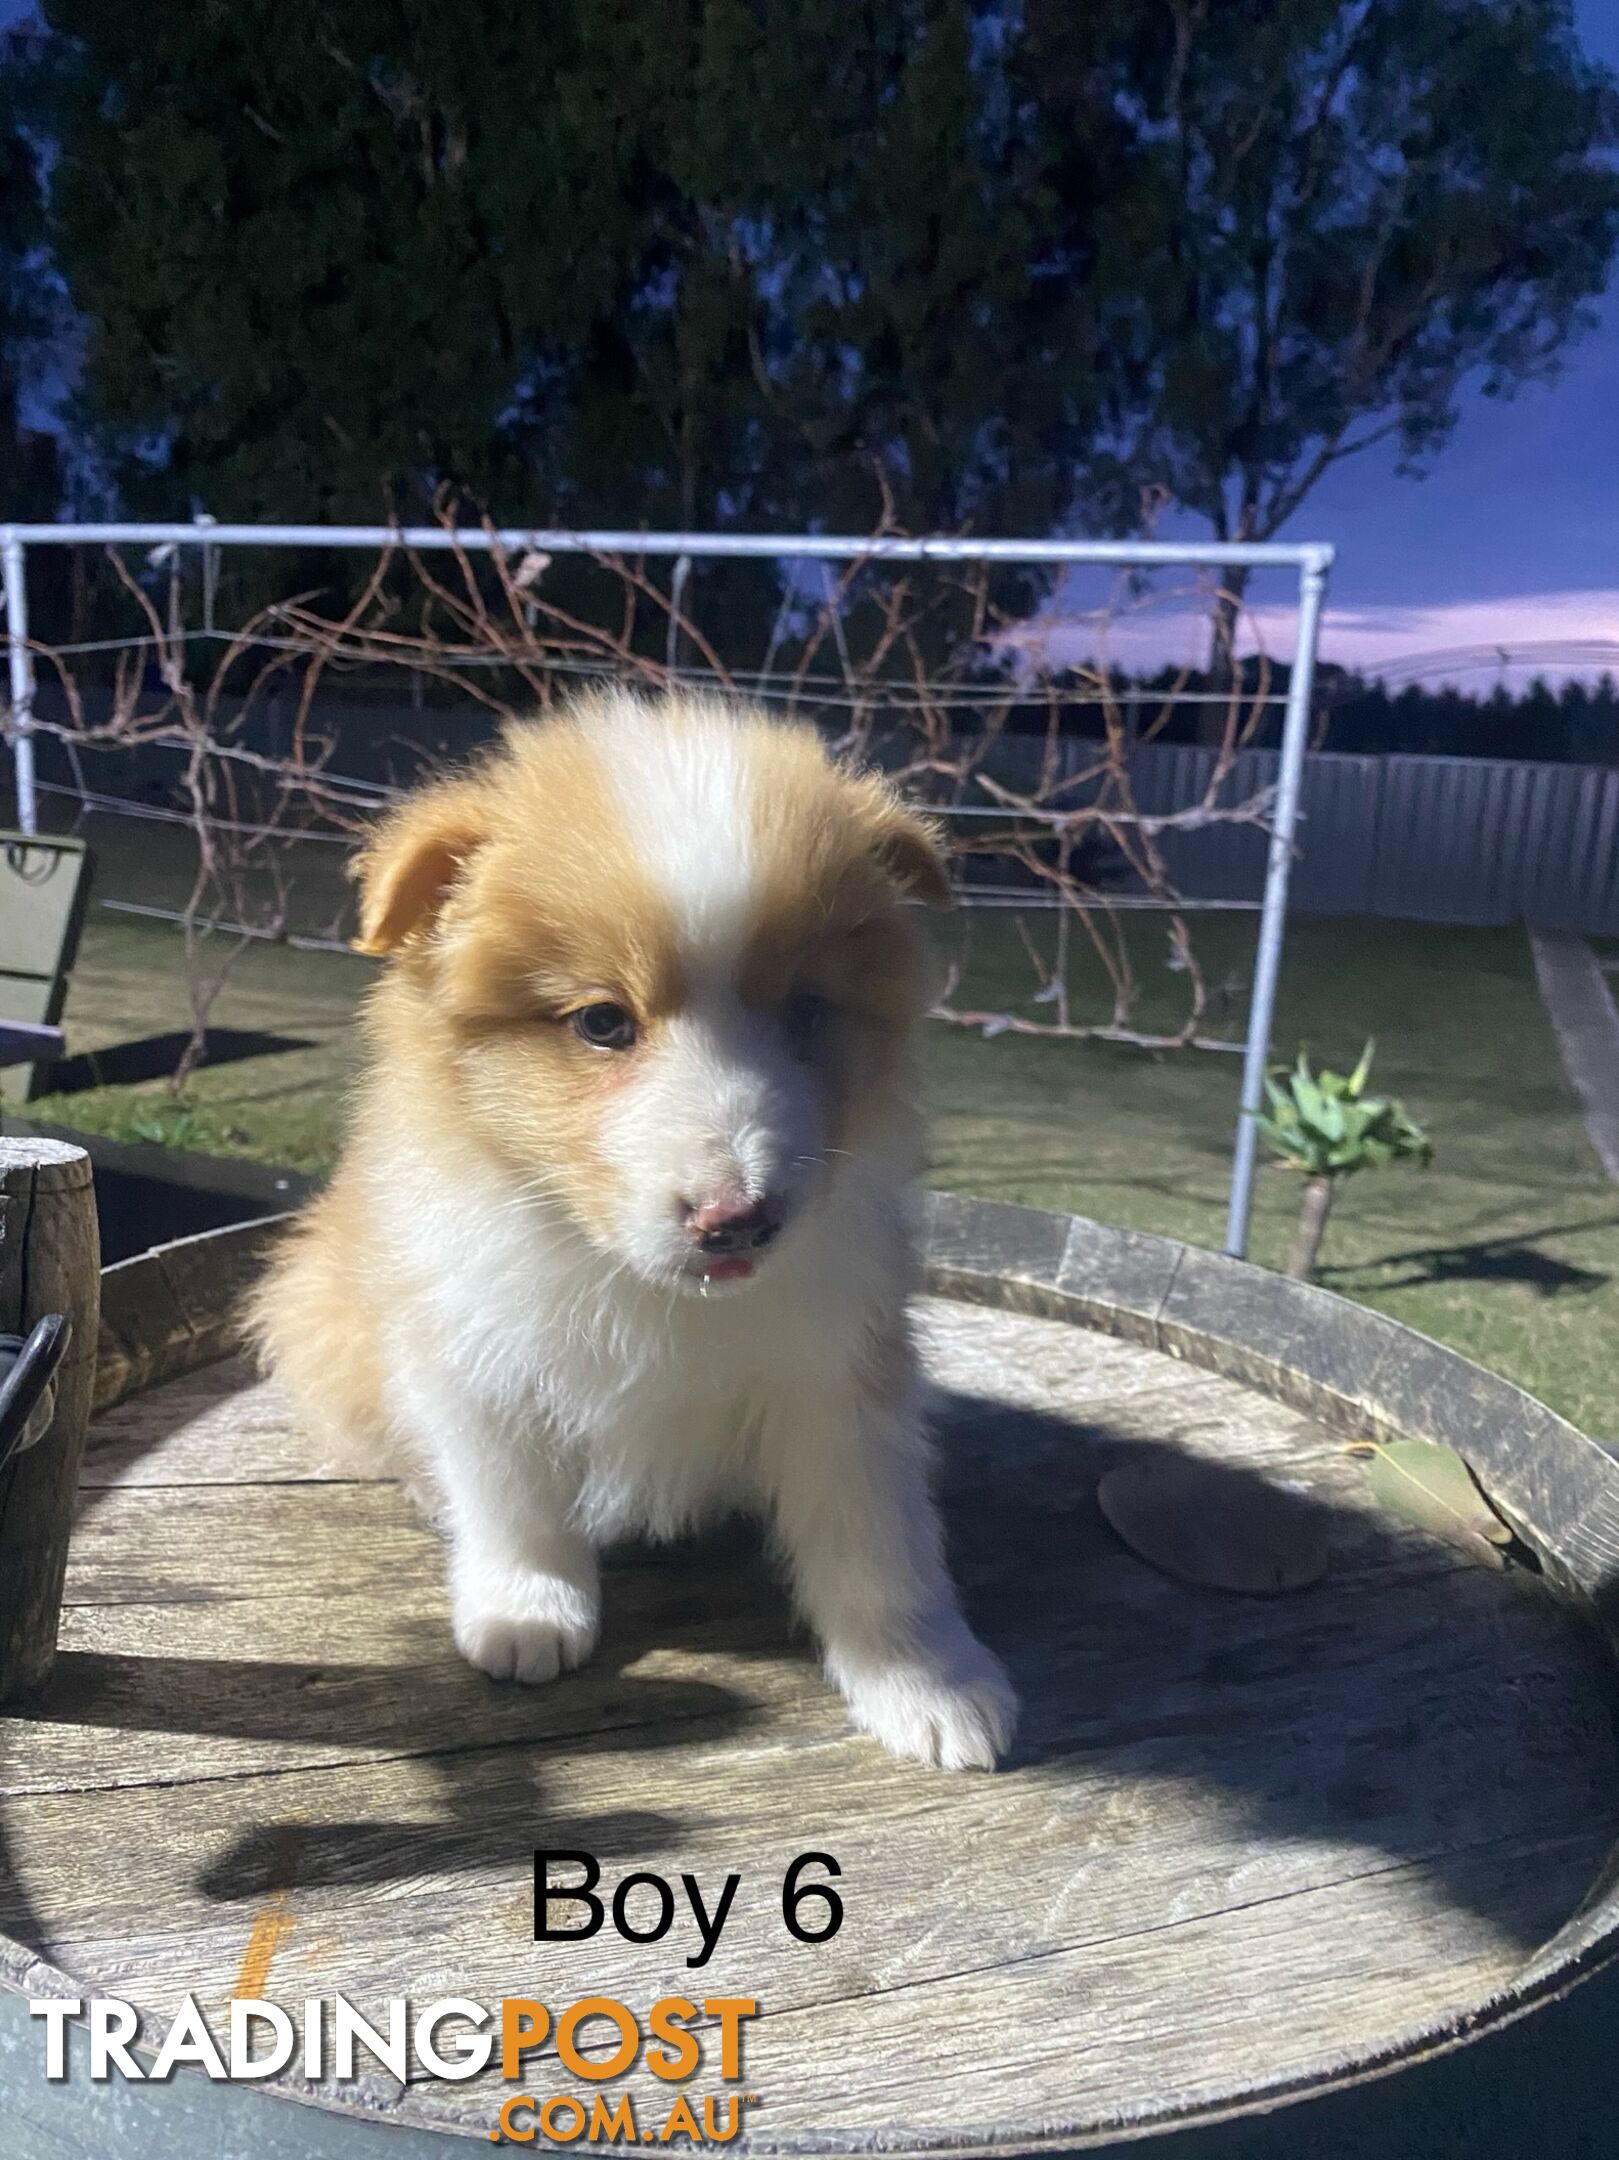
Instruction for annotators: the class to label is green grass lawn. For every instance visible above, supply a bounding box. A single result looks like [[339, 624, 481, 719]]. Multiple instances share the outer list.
[[22, 882, 1619, 1437], [929, 912, 1619, 1435]]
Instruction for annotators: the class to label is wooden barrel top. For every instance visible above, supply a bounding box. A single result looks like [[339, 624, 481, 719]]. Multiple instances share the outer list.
[[3, 1200, 1619, 2152]]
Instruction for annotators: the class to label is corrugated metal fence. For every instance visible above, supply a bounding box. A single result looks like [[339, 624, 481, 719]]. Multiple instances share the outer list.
[[28, 685, 1619, 932], [983, 740, 1619, 933]]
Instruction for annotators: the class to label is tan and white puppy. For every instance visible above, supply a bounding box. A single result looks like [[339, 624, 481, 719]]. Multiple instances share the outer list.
[[251, 688, 1016, 1770]]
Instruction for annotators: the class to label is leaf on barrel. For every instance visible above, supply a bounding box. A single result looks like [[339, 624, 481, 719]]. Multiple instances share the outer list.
[[1363, 1440, 1514, 1568], [1097, 1456, 1328, 1595]]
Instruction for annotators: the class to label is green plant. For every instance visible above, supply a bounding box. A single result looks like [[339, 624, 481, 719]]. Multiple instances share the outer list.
[[1256, 1042, 1431, 1280], [124, 1101, 224, 1153]]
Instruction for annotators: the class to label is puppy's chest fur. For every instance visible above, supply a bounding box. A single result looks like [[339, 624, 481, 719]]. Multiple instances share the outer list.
[[527, 1301, 786, 1542], [378, 1162, 896, 1545]]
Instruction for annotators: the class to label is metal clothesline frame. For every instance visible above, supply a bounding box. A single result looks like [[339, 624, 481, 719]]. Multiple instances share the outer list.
[[0, 518, 1333, 1260]]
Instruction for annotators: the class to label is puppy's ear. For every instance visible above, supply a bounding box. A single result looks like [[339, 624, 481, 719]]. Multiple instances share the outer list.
[[862, 786, 953, 909], [350, 779, 490, 955]]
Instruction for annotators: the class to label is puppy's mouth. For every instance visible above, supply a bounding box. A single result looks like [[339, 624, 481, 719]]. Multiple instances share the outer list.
[[678, 1193, 792, 1292], [678, 1251, 764, 1295]]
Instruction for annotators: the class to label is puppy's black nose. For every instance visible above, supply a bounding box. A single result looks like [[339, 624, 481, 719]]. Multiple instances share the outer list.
[[686, 1195, 782, 1255]]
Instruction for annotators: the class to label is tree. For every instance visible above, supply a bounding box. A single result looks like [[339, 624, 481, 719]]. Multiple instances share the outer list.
[[1041, 0, 1619, 679], [497, 0, 1132, 646], [36, 5, 1120, 611], [37, 0, 629, 524], [34, 1, 1136, 654], [29, 0, 1619, 671], [0, 26, 58, 521]]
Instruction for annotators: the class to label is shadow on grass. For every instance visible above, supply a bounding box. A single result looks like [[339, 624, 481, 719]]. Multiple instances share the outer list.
[[43, 1027, 315, 1094], [1321, 1215, 1619, 1298]]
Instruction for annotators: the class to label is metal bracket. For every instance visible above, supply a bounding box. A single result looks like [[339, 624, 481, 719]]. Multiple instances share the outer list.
[[0, 1314, 70, 1469]]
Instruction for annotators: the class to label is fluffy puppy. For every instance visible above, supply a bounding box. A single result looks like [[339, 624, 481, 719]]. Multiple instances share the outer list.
[[251, 688, 1016, 1770]]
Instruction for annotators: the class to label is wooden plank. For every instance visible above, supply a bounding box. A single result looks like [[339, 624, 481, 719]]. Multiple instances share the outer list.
[[32, 1387, 1484, 1789], [93, 1255, 198, 1412], [76, 1311, 1447, 1569], [77, 1321, 1328, 1487], [89, 1221, 283, 1415], [5, 1749, 1609, 2137], [61, 1386, 1434, 1616], [78, 1362, 329, 1488], [914, 1297, 1216, 1409], [3, 1541, 1611, 1997], [7, 1291, 1612, 2142], [12, 1285, 1545, 1794], [409, 1830, 1615, 2142], [0, 1139, 99, 1697], [9, 1573, 804, 1796], [61, 1484, 437, 1608], [0, 1528, 1561, 1798]]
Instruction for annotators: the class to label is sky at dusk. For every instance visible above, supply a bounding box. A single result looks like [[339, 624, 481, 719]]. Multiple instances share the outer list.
[[4, 0, 1616, 681], [1050, 0, 1619, 681], [1240, 0, 1619, 679]]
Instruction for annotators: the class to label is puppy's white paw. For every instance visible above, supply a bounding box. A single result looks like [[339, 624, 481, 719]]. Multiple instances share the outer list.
[[837, 1628, 1018, 1771], [453, 1584, 598, 1686]]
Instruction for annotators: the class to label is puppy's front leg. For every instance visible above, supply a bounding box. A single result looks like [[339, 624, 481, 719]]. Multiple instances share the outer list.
[[399, 1372, 599, 1684], [764, 1375, 1017, 1771], [443, 1444, 600, 1686]]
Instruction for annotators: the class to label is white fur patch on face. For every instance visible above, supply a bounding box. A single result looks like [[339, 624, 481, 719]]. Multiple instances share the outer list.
[[570, 694, 826, 1290], [584, 693, 759, 958], [597, 997, 822, 1288]]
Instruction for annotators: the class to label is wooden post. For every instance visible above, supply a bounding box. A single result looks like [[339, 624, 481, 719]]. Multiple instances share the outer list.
[[0, 1138, 98, 1701]]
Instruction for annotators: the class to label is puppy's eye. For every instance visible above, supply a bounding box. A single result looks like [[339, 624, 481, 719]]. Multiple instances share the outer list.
[[571, 1002, 637, 1051], [783, 989, 830, 1049]]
